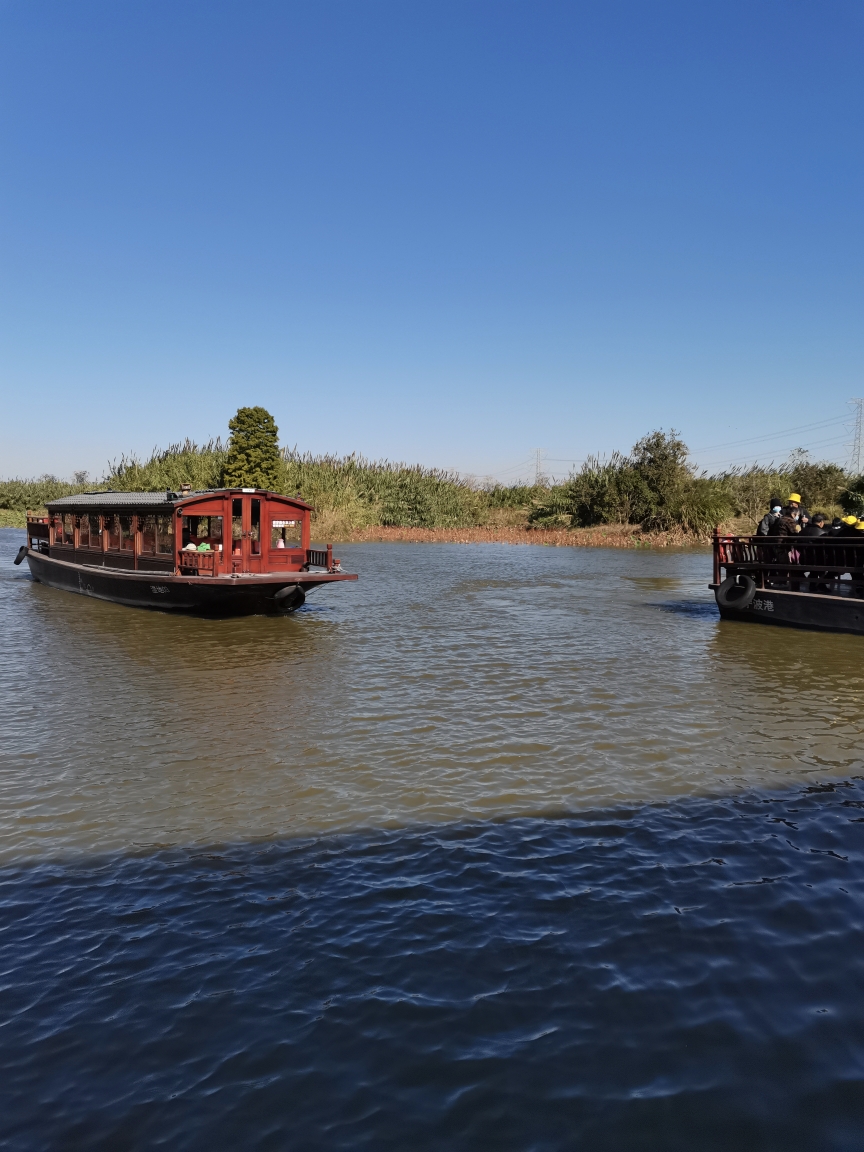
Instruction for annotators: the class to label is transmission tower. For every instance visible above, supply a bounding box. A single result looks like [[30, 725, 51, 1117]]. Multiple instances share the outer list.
[[849, 398, 864, 474], [533, 448, 545, 485]]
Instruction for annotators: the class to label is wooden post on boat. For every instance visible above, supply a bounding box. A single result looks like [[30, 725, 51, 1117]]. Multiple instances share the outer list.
[[712, 527, 721, 585]]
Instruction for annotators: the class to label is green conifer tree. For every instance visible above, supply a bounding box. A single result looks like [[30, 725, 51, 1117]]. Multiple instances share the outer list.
[[222, 406, 282, 490]]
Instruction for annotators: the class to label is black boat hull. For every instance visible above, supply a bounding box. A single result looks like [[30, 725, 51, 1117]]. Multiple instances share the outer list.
[[25, 550, 356, 616], [714, 585, 864, 635]]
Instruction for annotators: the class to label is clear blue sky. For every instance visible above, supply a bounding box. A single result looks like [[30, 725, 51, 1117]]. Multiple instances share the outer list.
[[1, 0, 862, 483]]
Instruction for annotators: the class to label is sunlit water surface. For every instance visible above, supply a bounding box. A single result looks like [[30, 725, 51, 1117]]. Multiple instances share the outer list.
[[1, 529, 863, 1149]]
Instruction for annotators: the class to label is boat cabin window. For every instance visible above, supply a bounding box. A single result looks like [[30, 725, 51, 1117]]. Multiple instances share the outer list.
[[251, 499, 261, 555], [105, 515, 121, 550], [63, 513, 75, 545], [156, 514, 174, 555], [120, 515, 134, 551], [182, 515, 223, 551], [232, 499, 242, 557], [140, 515, 156, 554], [271, 519, 302, 548], [79, 514, 98, 548]]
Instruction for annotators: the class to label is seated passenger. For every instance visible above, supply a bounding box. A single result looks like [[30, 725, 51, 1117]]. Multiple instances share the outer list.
[[276, 538, 286, 549], [831, 517, 844, 533], [757, 499, 783, 536], [799, 513, 826, 537], [839, 515, 860, 536], [183, 541, 198, 551]]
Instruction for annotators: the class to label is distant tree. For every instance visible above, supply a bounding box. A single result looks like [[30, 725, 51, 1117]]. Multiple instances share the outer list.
[[222, 406, 282, 489], [630, 430, 692, 506]]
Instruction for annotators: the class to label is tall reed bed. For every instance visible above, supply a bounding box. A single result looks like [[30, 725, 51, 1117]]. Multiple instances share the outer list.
[[1, 435, 855, 536], [0, 444, 545, 531]]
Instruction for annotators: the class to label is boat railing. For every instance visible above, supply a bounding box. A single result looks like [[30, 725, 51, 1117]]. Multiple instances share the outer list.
[[306, 546, 333, 570], [713, 532, 864, 596], [177, 550, 218, 576]]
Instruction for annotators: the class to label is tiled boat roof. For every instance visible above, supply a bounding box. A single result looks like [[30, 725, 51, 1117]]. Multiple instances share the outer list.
[[46, 491, 183, 510], [44, 489, 313, 511]]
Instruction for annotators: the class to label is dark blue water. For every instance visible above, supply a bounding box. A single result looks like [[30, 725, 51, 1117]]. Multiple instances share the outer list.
[[3, 781, 864, 1151]]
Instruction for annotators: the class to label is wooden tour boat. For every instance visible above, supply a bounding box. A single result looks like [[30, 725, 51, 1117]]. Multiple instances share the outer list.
[[17, 487, 357, 615], [711, 528, 864, 635]]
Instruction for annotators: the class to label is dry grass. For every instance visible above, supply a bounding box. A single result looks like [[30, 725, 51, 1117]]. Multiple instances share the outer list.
[[334, 523, 708, 549]]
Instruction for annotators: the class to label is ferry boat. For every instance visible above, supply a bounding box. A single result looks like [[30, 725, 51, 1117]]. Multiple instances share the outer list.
[[16, 487, 357, 615], [711, 528, 864, 635]]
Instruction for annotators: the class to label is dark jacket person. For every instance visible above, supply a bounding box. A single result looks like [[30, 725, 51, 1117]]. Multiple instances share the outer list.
[[799, 514, 826, 537], [773, 510, 801, 538]]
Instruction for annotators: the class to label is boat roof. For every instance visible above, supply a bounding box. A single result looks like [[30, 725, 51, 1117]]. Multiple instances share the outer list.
[[44, 489, 313, 512]]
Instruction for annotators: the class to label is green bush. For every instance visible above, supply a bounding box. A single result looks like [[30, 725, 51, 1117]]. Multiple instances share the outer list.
[[840, 474, 864, 517], [529, 453, 653, 527]]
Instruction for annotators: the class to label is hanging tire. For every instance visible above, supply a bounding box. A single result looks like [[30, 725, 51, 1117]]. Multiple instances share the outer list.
[[274, 585, 305, 613], [716, 574, 756, 610], [13, 545, 28, 566]]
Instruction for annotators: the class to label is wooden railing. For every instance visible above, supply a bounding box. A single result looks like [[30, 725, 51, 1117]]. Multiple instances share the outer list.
[[306, 546, 333, 569], [177, 549, 218, 575], [714, 532, 864, 595]]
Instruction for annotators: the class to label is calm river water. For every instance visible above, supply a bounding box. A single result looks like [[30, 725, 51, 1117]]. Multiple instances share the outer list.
[[2, 527, 863, 1149]]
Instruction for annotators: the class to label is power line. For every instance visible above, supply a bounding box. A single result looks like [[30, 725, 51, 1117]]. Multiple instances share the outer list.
[[689, 413, 847, 454], [698, 432, 849, 470]]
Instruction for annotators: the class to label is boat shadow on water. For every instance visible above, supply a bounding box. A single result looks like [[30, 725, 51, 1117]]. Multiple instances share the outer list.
[[1, 780, 864, 1151], [655, 598, 720, 619]]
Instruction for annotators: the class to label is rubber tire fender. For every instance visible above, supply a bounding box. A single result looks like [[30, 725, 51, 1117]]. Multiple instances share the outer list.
[[274, 584, 306, 613], [716, 574, 757, 610], [13, 545, 28, 566]]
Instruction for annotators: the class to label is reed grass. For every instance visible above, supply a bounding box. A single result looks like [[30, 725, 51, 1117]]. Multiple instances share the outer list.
[[0, 437, 856, 537]]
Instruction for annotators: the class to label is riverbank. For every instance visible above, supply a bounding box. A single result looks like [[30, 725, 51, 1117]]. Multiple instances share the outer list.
[[0, 513, 711, 547], [338, 523, 709, 548]]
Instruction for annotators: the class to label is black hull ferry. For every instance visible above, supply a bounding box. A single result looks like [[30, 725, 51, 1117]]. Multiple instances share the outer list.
[[711, 529, 864, 635], [17, 487, 356, 615]]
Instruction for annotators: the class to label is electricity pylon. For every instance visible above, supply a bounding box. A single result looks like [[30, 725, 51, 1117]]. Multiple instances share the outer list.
[[850, 399, 864, 474]]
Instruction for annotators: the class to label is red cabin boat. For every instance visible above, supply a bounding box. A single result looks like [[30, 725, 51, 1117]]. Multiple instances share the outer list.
[[18, 487, 357, 615]]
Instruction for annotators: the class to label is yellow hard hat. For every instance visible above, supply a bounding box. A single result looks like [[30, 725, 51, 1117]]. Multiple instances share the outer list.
[[788, 493, 802, 504], [843, 515, 858, 525], [857, 520, 864, 530]]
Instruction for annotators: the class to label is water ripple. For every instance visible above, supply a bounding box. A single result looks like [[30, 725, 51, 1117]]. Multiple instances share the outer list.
[[2, 781, 864, 1150]]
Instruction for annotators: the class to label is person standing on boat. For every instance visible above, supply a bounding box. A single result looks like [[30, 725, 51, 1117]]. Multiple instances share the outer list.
[[799, 513, 828, 591], [799, 513, 826, 537], [772, 507, 801, 537], [757, 499, 783, 535]]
